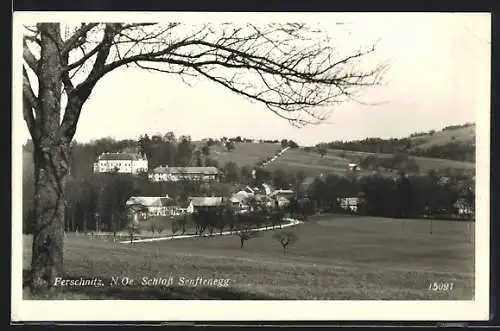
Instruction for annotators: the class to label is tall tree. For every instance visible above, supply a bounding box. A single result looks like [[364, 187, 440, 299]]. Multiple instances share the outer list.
[[22, 21, 386, 292]]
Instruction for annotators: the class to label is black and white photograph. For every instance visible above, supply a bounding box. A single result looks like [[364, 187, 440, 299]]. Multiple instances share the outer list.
[[12, 11, 490, 321]]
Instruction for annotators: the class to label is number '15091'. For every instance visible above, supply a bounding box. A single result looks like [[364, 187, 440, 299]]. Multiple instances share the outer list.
[[429, 282, 454, 291]]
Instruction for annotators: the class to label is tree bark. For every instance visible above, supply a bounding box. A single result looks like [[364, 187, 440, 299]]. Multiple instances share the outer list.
[[28, 23, 76, 292], [30, 141, 70, 291]]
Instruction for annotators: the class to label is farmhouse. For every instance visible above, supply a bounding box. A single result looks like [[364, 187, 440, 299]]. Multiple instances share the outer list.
[[93, 152, 148, 174], [186, 197, 225, 214], [348, 163, 360, 171], [148, 166, 221, 182], [126, 196, 181, 217], [453, 199, 474, 218], [338, 196, 364, 212], [270, 189, 295, 199], [275, 196, 291, 208]]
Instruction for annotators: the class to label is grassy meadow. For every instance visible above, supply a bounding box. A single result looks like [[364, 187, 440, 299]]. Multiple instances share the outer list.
[[23, 215, 475, 300]]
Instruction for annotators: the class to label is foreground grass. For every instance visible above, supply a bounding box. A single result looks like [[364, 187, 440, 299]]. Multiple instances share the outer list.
[[22, 215, 475, 300]]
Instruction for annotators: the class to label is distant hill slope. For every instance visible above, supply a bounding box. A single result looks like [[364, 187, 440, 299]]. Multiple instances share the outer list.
[[205, 140, 474, 183], [318, 123, 476, 163], [408, 124, 476, 151], [208, 142, 282, 168]]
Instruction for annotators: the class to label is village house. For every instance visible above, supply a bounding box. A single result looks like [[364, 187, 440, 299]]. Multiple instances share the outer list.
[[125, 195, 181, 217], [337, 196, 365, 212], [453, 198, 474, 218], [93, 152, 148, 175], [348, 163, 360, 171], [186, 197, 225, 214], [270, 189, 295, 199], [230, 191, 252, 211], [148, 166, 221, 182]]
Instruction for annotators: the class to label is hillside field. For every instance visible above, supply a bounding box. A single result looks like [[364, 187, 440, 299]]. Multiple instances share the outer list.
[[23, 215, 474, 300], [207, 142, 475, 180], [409, 125, 476, 151]]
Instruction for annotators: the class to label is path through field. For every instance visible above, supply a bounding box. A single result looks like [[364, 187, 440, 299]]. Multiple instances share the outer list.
[[121, 218, 303, 244]]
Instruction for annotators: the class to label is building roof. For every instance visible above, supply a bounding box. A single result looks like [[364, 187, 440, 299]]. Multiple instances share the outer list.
[[98, 152, 145, 161], [152, 166, 220, 175], [231, 191, 251, 202], [270, 189, 295, 197], [126, 196, 175, 208], [262, 183, 273, 195], [188, 197, 224, 207]]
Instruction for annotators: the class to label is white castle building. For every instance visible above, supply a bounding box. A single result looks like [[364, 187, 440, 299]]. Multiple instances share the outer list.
[[93, 152, 148, 174]]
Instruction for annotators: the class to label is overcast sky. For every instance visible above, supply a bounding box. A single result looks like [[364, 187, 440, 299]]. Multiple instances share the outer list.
[[17, 12, 491, 146]]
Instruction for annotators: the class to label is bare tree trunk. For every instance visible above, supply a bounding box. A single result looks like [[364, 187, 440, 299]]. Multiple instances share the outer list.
[[28, 23, 72, 292], [30, 140, 70, 291]]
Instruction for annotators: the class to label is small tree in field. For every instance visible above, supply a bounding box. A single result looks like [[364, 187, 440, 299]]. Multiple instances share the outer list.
[[237, 228, 260, 248], [156, 224, 165, 236], [177, 214, 188, 234], [271, 209, 285, 229], [273, 231, 299, 255], [149, 222, 157, 237], [127, 222, 141, 244], [235, 216, 260, 248], [171, 219, 180, 237]]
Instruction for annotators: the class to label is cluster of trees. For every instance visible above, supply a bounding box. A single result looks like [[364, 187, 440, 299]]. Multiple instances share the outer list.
[[167, 199, 301, 253], [411, 143, 475, 162], [441, 122, 475, 131], [306, 171, 475, 220], [359, 153, 420, 173], [280, 139, 299, 149], [318, 138, 411, 155], [138, 133, 209, 169]]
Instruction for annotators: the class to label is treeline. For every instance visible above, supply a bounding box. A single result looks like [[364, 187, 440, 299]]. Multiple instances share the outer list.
[[411, 142, 476, 162], [306, 171, 475, 220], [318, 138, 411, 155], [359, 153, 420, 174], [442, 122, 475, 131]]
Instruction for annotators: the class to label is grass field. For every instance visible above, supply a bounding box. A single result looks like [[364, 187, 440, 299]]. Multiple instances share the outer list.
[[209, 142, 282, 168], [23, 215, 475, 300]]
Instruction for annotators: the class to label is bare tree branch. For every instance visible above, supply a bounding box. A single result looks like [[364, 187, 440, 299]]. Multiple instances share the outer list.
[[22, 66, 38, 139], [30, 22, 387, 138], [23, 38, 39, 74], [61, 23, 100, 55]]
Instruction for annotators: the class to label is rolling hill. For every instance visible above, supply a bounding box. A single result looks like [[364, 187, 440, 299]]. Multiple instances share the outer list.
[[408, 124, 476, 151], [204, 124, 476, 181]]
